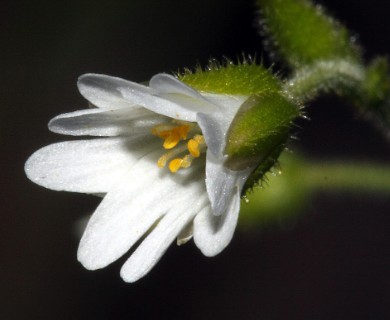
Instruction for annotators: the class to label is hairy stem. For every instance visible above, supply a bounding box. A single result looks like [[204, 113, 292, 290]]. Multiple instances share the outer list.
[[283, 59, 365, 103]]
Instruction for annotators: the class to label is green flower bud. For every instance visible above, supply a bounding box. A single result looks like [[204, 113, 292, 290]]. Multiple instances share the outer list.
[[258, 0, 361, 68], [224, 92, 301, 193]]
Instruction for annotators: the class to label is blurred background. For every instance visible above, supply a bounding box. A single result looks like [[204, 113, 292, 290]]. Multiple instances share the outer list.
[[1, 0, 389, 319]]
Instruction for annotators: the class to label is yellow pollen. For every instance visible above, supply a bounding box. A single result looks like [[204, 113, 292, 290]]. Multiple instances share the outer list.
[[152, 122, 206, 173], [187, 134, 205, 158], [157, 154, 169, 168], [163, 134, 180, 149], [187, 139, 199, 157], [180, 155, 192, 168], [157, 144, 188, 168], [169, 158, 183, 173], [152, 124, 190, 149], [168, 155, 192, 173]]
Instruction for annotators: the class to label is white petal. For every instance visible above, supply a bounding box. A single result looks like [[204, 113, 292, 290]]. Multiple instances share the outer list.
[[78, 74, 142, 109], [24, 136, 158, 193], [77, 152, 207, 270], [48, 107, 165, 136], [196, 94, 245, 156], [148, 74, 222, 119], [193, 188, 241, 257], [120, 193, 208, 282], [196, 113, 225, 156], [79, 74, 200, 122], [149, 73, 205, 100], [195, 94, 250, 217], [204, 151, 252, 216]]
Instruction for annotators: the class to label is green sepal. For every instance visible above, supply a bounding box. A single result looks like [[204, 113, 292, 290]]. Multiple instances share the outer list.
[[224, 92, 300, 194], [242, 141, 286, 196], [258, 0, 360, 68], [178, 60, 280, 95]]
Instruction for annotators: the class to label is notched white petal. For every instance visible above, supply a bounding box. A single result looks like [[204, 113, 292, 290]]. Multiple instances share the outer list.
[[77, 152, 207, 272], [77, 173, 166, 270], [120, 198, 205, 282]]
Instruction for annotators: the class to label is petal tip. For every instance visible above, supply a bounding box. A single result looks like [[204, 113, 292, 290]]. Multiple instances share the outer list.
[[196, 242, 224, 257], [120, 264, 144, 283], [77, 245, 108, 271]]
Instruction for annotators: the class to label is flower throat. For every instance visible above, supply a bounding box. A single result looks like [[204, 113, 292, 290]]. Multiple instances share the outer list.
[[151, 121, 206, 173]]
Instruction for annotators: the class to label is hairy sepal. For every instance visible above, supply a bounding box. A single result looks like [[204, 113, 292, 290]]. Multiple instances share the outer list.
[[224, 92, 300, 194], [178, 60, 280, 95]]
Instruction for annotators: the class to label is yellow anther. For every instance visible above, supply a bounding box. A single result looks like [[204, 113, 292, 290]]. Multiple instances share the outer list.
[[168, 155, 193, 173], [169, 158, 183, 173], [187, 134, 205, 158], [163, 133, 181, 149], [157, 143, 189, 169], [194, 134, 205, 144], [152, 124, 191, 150], [180, 155, 192, 168], [187, 139, 200, 157], [153, 122, 205, 173], [157, 154, 169, 168]]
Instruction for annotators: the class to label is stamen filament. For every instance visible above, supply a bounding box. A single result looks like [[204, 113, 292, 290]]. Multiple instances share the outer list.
[[157, 144, 188, 168]]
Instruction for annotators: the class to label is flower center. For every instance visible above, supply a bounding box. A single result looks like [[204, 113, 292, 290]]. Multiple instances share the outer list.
[[151, 121, 206, 173]]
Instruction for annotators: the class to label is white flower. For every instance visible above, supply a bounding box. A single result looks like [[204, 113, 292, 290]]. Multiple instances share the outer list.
[[25, 73, 254, 282]]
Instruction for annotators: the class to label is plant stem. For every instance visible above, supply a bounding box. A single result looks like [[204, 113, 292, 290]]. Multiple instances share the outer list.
[[283, 59, 365, 103]]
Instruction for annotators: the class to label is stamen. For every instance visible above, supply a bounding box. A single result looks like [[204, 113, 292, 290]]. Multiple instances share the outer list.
[[157, 154, 169, 168], [168, 159, 183, 173], [180, 155, 192, 168], [163, 133, 181, 149], [187, 139, 199, 157], [152, 121, 206, 173], [157, 144, 189, 168], [168, 155, 193, 173], [152, 124, 191, 149], [187, 134, 205, 158]]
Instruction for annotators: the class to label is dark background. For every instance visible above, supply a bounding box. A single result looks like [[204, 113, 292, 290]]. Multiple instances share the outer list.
[[1, 0, 390, 319]]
